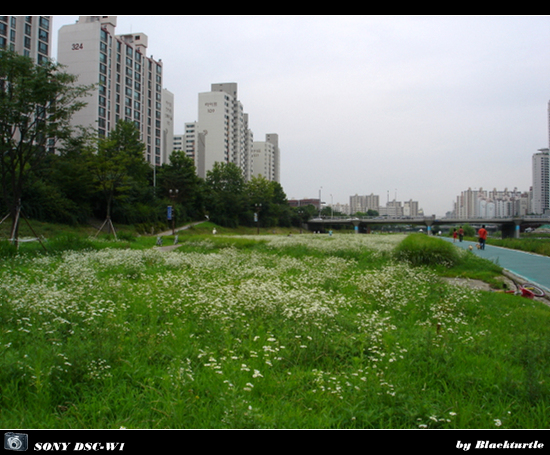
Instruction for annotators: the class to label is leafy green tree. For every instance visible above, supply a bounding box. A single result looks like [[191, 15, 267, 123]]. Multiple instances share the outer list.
[[157, 150, 204, 222], [37, 127, 96, 224], [245, 175, 290, 228], [291, 204, 317, 228], [204, 162, 246, 227], [87, 120, 147, 228], [0, 50, 92, 240]]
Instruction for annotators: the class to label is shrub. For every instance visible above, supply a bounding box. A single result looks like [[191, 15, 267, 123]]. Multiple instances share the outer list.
[[394, 233, 461, 267], [46, 234, 95, 253]]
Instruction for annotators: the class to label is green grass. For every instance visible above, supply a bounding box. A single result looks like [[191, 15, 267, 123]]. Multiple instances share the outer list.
[[394, 233, 504, 286], [1, 229, 550, 428], [394, 233, 462, 267], [486, 237, 550, 257]]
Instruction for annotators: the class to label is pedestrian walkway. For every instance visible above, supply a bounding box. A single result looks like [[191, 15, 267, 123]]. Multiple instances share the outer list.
[[155, 220, 206, 237], [441, 237, 550, 293], [153, 221, 207, 252]]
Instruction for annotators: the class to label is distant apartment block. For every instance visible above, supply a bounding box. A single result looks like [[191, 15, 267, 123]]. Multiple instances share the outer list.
[[194, 82, 279, 182], [57, 16, 172, 165], [532, 148, 549, 214], [0, 16, 51, 64], [288, 199, 321, 210], [453, 187, 530, 218], [251, 134, 280, 182], [350, 194, 379, 214]]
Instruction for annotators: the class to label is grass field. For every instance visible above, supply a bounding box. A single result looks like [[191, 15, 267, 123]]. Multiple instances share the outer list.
[[1, 227, 550, 428]]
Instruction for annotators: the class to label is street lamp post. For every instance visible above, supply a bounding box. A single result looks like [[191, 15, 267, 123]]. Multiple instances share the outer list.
[[255, 203, 262, 235], [169, 189, 179, 235]]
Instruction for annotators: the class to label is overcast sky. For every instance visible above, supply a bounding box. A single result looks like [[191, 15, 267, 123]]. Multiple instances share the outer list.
[[51, 15, 550, 217]]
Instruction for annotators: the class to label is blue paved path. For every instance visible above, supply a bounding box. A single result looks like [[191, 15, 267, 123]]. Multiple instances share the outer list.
[[440, 237, 550, 293]]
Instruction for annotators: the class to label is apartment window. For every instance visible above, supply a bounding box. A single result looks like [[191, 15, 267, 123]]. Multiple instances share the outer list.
[[39, 28, 48, 43], [39, 17, 49, 31], [38, 41, 48, 55]]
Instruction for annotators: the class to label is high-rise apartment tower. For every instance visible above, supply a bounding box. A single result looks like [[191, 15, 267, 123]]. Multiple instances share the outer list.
[[532, 148, 549, 214], [0, 16, 51, 63], [197, 83, 250, 178], [57, 16, 172, 164]]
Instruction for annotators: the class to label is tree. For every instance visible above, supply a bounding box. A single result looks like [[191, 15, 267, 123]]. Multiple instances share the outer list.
[[87, 120, 147, 233], [0, 50, 92, 241], [157, 150, 204, 222], [204, 162, 246, 227], [291, 204, 317, 229], [244, 175, 290, 228]]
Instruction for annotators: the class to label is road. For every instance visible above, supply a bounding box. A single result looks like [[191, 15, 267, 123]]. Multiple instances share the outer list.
[[441, 237, 550, 293]]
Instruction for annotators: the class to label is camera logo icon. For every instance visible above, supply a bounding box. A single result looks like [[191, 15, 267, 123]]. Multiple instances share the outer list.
[[4, 433, 28, 451]]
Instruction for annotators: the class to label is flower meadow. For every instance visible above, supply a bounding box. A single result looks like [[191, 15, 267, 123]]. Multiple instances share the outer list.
[[1, 233, 550, 429]]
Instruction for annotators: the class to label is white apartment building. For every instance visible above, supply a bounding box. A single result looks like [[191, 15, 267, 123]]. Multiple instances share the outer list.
[[173, 122, 205, 169], [196, 83, 248, 179], [454, 187, 530, 218], [266, 133, 280, 183], [161, 88, 174, 165], [403, 199, 419, 217], [0, 16, 51, 64], [57, 16, 171, 165], [350, 194, 379, 214], [173, 134, 185, 154], [532, 148, 549, 214], [250, 134, 280, 182]]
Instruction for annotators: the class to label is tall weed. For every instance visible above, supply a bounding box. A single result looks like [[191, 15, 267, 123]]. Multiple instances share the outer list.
[[394, 234, 461, 267]]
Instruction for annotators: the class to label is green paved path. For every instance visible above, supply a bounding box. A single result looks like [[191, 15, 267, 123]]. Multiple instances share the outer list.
[[441, 237, 550, 293]]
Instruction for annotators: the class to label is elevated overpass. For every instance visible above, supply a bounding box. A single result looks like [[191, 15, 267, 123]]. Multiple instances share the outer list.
[[306, 215, 550, 238]]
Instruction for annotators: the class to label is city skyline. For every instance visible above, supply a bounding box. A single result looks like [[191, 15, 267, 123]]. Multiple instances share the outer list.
[[50, 15, 550, 217]]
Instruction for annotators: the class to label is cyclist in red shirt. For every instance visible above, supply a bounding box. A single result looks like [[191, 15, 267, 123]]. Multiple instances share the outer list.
[[478, 225, 488, 250]]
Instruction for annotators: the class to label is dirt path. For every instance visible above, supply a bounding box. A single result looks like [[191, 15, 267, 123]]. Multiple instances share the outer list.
[[152, 221, 207, 252]]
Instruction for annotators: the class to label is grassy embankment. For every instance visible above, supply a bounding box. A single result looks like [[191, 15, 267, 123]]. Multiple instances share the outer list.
[[1, 226, 550, 429]]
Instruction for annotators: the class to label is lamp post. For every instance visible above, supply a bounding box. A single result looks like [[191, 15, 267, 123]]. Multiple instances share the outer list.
[[169, 189, 179, 235], [255, 203, 262, 235]]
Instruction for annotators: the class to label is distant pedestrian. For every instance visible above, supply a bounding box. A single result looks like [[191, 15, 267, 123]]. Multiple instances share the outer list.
[[458, 226, 464, 242], [453, 228, 457, 242], [478, 225, 488, 250]]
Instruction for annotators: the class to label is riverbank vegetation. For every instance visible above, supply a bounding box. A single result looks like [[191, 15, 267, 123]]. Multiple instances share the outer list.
[[1, 231, 549, 429]]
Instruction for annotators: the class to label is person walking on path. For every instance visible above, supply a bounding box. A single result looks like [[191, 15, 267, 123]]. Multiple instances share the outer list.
[[453, 228, 458, 243], [478, 225, 488, 250], [458, 226, 464, 242]]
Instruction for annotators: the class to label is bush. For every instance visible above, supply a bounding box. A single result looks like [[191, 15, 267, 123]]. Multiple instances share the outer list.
[[0, 240, 17, 258], [394, 233, 461, 267], [46, 234, 95, 253]]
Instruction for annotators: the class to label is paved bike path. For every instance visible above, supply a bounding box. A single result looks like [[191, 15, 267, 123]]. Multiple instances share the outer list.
[[440, 237, 550, 293]]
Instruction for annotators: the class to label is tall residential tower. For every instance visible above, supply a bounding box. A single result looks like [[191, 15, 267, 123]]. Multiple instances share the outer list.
[[57, 16, 173, 164], [532, 148, 549, 214], [196, 83, 250, 179], [0, 16, 51, 63]]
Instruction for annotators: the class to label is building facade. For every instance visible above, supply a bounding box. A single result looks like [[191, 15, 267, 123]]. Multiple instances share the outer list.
[[250, 134, 280, 182], [532, 148, 549, 214], [350, 194, 379, 214], [196, 83, 249, 179], [453, 187, 530, 218], [0, 16, 51, 64], [57, 16, 171, 165], [195, 82, 280, 182]]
